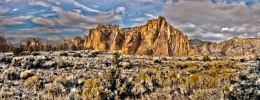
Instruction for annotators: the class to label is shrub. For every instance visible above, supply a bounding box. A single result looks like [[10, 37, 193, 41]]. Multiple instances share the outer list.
[[187, 74, 200, 88], [112, 52, 121, 66], [82, 79, 100, 100], [240, 58, 246, 63], [59, 52, 68, 56], [4, 67, 19, 80], [185, 62, 198, 68], [57, 60, 73, 68], [187, 57, 193, 61], [45, 82, 65, 96], [121, 61, 131, 69], [24, 76, 39, 89], [203, 56, 212, 62], [204, 76, 219, 88], [153, 57, 162, 63]]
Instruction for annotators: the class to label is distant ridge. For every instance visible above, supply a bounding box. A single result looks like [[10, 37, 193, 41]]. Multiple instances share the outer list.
[[189, 37, 260, 57]]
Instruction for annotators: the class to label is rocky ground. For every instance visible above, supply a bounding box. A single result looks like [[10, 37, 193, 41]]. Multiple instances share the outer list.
[[0, 50, 259, 100]]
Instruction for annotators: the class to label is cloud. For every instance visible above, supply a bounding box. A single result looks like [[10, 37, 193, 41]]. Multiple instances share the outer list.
[[27, 0, 60, 8], [63, 0, 101, 13], [115, 7, 126, 14], [55, 6, 125, 29], [0, 15, 33, 25], [0, 7, 9, 14], [10, 8, 18, 13], [32, 17, 56, 26], [35, 27, 62, 33], [145, 13, 156, 18], [163, 0, 260, 41]]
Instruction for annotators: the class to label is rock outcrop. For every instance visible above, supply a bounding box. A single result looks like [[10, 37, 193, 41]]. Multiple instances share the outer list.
[[0, 36, 12, 52], [23, 38, 44, 52], [84, 16, 190, 56], [189, 37, 260, 57], [64, 36, 84, 50]]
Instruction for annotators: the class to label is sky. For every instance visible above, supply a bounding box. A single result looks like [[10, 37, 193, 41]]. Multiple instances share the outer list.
[[0, 0, 260, 44]]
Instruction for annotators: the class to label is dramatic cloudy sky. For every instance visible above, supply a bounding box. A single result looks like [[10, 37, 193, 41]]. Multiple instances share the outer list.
[[0, 0, 260, 43]]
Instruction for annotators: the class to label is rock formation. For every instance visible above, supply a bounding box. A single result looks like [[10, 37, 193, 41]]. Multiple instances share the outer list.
[[64, 36, 84, 50], [84, 16, 190, 56], [23, 38, 44, 52], [189, 37, 260, 57], [0, 36, 12, 52]]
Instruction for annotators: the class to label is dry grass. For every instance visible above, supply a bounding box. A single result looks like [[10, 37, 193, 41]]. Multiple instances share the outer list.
[[82, 79, 100, 100], [23, 76, 39, 89]]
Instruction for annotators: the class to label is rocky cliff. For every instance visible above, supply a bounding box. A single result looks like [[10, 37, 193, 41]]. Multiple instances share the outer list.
[[84, 16, 190, 56], [189, 37, 260, 57]]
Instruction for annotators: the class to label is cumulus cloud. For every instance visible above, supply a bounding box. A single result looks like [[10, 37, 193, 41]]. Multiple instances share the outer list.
[[163, 0, 260, 41]]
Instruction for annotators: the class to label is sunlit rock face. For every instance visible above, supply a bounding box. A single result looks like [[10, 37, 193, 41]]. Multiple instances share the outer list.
[[0, 36, 12, 52], [84, 16, 190, 56], [189, 37, 260, 57]]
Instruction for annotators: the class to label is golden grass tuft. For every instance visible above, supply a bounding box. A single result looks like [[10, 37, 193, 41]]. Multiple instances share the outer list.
[[82, 79, 100, 100], [24, 76, 39, 89]]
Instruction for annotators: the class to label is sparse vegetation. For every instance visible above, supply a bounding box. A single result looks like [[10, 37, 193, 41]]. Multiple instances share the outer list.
[[0, 51, 258, 99]]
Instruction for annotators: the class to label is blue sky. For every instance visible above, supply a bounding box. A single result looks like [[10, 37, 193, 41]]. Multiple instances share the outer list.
[[0, 0, 260, 43]]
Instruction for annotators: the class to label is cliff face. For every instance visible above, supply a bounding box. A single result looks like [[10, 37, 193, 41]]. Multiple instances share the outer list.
[[0, 36, 12, 52], [84, 16, 190, 56], [189, 37, 260, 57]]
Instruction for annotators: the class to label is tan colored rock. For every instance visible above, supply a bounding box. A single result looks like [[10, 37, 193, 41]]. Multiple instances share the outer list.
[[83, 16, 190, 56]]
